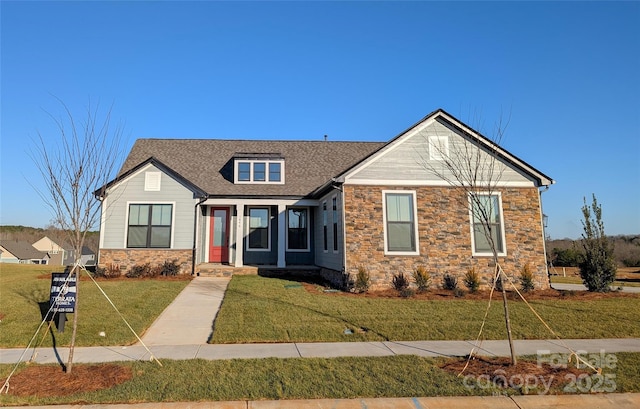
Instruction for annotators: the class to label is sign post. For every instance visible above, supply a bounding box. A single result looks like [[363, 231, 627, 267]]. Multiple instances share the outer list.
[[49, 272, 77, 332]]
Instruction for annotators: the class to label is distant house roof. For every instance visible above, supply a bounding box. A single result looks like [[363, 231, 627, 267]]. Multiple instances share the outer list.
[[114, 139, 386, 197], [0, 240, 48, 260]]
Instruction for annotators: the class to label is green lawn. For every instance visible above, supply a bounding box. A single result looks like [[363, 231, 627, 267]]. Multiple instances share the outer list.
[[0, 264, 190, 348], [212, 276, 640, 343], [2, 353, 639, 406]]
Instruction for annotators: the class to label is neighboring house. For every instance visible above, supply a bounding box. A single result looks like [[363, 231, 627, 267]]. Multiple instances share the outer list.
[[32, 236, 66, 265], [96, 109, 554, 289], [0, 240, 50, 264], [32, 236, 97, 267]]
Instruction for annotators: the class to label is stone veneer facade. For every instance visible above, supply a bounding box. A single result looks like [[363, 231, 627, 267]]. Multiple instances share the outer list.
[[343, 185, 549, 290], [98, 249, 192, 275]]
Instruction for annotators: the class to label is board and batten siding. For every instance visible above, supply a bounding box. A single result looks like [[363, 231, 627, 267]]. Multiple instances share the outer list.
[[345, 118, 535, 186], [314, 190, 343, 272], [100, 164, 198, 250]]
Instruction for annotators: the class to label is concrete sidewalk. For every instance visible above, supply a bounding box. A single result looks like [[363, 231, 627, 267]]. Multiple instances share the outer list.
[[138, 277, 231, 345], [3, 394, 640, 409], [2, 338, 639, 364], [552, 282, 640, 293]]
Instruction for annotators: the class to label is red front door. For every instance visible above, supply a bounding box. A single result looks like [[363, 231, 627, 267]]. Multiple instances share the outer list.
[[209, 207, 230, 263]]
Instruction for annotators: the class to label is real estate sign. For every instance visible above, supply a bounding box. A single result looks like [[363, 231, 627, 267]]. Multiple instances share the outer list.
[[49, 272, 77, 313]]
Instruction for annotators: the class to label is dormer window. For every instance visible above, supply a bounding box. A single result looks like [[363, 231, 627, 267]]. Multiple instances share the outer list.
[[234, 154, 284, 184]]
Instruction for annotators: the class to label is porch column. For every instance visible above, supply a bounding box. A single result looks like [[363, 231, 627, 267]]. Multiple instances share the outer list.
[[277, 204, 286, 268], [234, 204, 244, 267]]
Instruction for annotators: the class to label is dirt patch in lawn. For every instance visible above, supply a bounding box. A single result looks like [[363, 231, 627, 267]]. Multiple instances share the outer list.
[[439, 355, 593, 393], [301, 282, 639, 301], [2, 363, 132, 397]]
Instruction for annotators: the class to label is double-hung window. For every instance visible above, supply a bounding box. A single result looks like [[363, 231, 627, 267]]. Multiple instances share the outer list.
[[470, 193, 506, 256], [383, 191, 418, 254], [332, 196, 338, 252], [287, 208, 309, 251], [247, 207, 270, 250], [127, 204, 173, 248], [322, 202, 328, 252]]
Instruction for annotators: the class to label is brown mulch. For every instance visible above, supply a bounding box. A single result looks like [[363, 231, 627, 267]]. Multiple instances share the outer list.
[[36, 273, 193, 281], [2, 364, 132, 397], [301, 282, 639, 300], [440, 356, 591, 391]]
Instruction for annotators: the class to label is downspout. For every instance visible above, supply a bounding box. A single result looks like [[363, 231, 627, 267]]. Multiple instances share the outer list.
[[538, 185, 550, 284], [192, 196, 208, 276]]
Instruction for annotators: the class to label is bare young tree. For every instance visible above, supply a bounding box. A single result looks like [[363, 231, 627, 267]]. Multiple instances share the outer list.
[[30, 97, 124, 373], [421, 114, 518, 365]]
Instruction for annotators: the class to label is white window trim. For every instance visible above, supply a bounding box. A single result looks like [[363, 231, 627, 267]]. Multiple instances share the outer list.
[[286, 207, 310, 252], [124, 201, 176, 249], [469, 192, 507, 257], [234, 159, 285, 184], [428, 135, 449, 161], [246, 206, 271, 252], [382, 190, 420, 256]]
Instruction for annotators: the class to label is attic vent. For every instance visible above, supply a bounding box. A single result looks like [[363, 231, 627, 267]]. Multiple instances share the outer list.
[[144, 172, 161, 191]]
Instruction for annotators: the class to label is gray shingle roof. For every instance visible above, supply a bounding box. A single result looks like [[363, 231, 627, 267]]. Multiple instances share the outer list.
[[0, 240, 47, 260], [119, 139, 386, 197]]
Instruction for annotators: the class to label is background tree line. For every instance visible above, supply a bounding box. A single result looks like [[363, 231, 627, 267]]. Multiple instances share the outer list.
[[547, 235, 640, 268], [0, 225, 99, 254]]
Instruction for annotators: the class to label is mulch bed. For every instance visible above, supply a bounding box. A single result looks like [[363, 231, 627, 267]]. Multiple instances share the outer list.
[[2, 363, 132, 397], [301, 282, 639, 301], [440, 355, 592, 392]]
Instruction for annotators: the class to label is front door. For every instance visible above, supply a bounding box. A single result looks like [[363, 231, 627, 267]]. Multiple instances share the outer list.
[[209, 207, 230, 263]]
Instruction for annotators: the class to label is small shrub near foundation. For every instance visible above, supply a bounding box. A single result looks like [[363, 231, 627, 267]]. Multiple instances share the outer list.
[[442, 274, 458, 291], [392, 272, 410, 292], [463, 268, 480, 293], [520, 264, 535, 292], [413, 265, 431, 292], [354, 266, 370, 293]]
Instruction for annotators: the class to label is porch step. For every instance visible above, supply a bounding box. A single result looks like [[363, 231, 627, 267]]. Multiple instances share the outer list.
[[195, 264, 320, 278]]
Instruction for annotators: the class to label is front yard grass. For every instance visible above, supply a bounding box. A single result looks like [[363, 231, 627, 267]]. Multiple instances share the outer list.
[[2, 352, 639, 405], [212, 275, 640, 343], [0, 264, 190, 348]]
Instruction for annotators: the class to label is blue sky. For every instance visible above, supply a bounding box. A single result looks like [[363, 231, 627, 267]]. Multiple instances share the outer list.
[[1, 1, 638, 239]]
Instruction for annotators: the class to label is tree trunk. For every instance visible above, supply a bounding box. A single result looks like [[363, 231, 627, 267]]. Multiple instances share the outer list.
[[66, 264, 79, 373], [499, 271, 517, 366]]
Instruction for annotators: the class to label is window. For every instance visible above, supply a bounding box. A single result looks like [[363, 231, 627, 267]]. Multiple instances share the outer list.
[[428, 135, 449, 161], [127, 204, 172, 248], [253, 162, 266, 181], [238, 162, 251, 181], [287, 208, 309, 251], [234, 160, 284, 184], [332, 196, 338, 252], [269, 162, 281, 182], [322, 202, 328, 252], [470, 194, 506, 256], [383, 191, 418, 254], [247, 207, 270, 250]]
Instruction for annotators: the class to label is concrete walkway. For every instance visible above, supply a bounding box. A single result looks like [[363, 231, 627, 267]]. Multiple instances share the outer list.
[[138, 277, 231, 345], [552, 282, 640, 293]]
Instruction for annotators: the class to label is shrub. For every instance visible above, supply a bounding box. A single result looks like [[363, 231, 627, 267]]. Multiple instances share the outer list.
[[579, 195, 617, 292], [491, 275, 504, 291], [93, 263, 121, 279], [463, 268, 480, 293], [354, 266, 370, 293], [392, 272, 410, 292], [125, 263, 152, 278], [442, 274, 458, 291], [413, 265, 431, 292], [520, 264, 535, 292], [159, 259, 181, 276]]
